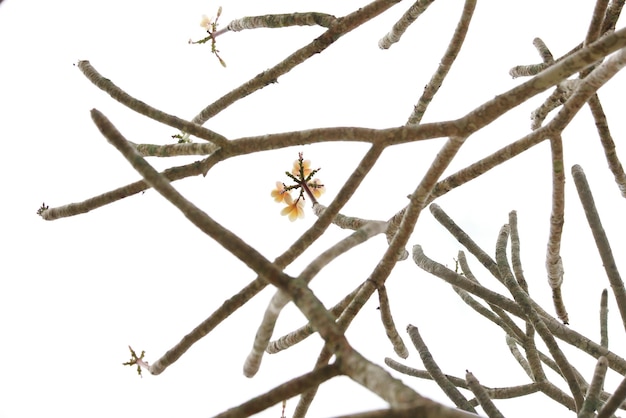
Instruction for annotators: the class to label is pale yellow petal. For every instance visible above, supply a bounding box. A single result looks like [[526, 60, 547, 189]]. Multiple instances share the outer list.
[[291, 160, 301, 176], [200, 15, 211, 29], [281, 205, 293, 217], [288, 208, 299, 221], [271, 182, 286, 202]]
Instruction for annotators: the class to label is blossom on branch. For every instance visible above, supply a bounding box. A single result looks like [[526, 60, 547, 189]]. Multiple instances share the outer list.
[[292, 158, 312, 178], [271, 181, 289, 203], [189, 6, 227, 67], [271, 152, 324, 221], [308, 178, 325, 199], [280, 194, 305, 222]]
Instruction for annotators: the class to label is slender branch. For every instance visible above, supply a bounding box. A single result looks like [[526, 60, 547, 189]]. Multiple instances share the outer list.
[[572, 164, 626, 332], [312, 203, 378, 230], [602, 0, 626, 33], [412, 245, 523, 317], [227, 12, 337, 31], [505, 335, 533, 378], [535, 37, 555, 64], [377, 285, 409, 358], [407, 0, 477, 125], [506, 336, 579, 410], [385, 357, 541, 400], [585, 0, 611, 46], [429, 203, 501, 280], [579, 356, 609, 418], [587, 95, 626, 198], [530, 80, 578, 130], [545, 135, 568, 323], [267, 285, 362, 354], [523, 322, 548, 384], [214, 363, 342, 418], [509, 36, 553, 78], [385, 357, 469, 389], [150, 278, 266, 375], [406, 325, 476, 413], [454, 254, 526, 342], [133, 141, 219, 157], [76, 61, 228, 147], [465, 370, 505, 418], [39, 158, 209, 221], [508, 211, 528, 292], [378, 0, 436, 49], [331, 406, 481, 418], [601, 288, 609, 348]]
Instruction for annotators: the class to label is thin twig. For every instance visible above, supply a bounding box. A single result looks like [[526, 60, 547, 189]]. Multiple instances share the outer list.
[[377, 285, 409, 358], [587, 95, 626, 198], [508, 211, 528, 292], [579, 356, 609, 418], [412, 245, 523, 317], [505, 335, 533, 378], [378, 0, 436, 49], [585, 0, 611, 46], [133, 141, 219, 157], [601, 288, 609, 348], [602, 0, 626, 33], [214, 363, 342, 418], [572, 164, 626, 333], [267, 285, 362, 354], [406, 325, 476, 413], [454, 254, 526, 342], [545, 135, 568, 324], [407, 0, 477, 125], [428, 203, 500, 278], [465, 370, 505, 418], [38, 158, 209, 221]]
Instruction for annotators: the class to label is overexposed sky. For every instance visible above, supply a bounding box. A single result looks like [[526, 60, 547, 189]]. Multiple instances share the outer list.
[[2, 1, 626, 417]]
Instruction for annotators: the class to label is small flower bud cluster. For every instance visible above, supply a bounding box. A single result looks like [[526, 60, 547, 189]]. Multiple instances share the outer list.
[[271, 153, 325, 221], [189, 6, 227, 67]]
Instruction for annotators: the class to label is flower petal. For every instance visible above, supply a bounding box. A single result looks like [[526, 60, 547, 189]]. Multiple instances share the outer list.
[[271, 182, 287, 202], [200, 15, 211, 29]]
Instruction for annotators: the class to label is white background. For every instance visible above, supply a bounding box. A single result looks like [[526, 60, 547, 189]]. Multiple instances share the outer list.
[[1, 1, 626, 417]]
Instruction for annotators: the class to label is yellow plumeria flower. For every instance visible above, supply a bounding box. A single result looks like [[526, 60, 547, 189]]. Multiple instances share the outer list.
[[280, 194, 305, 222], [271, 182, 289, 203], [292, 159, 312, 178], [308, 178, 325, 199]]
